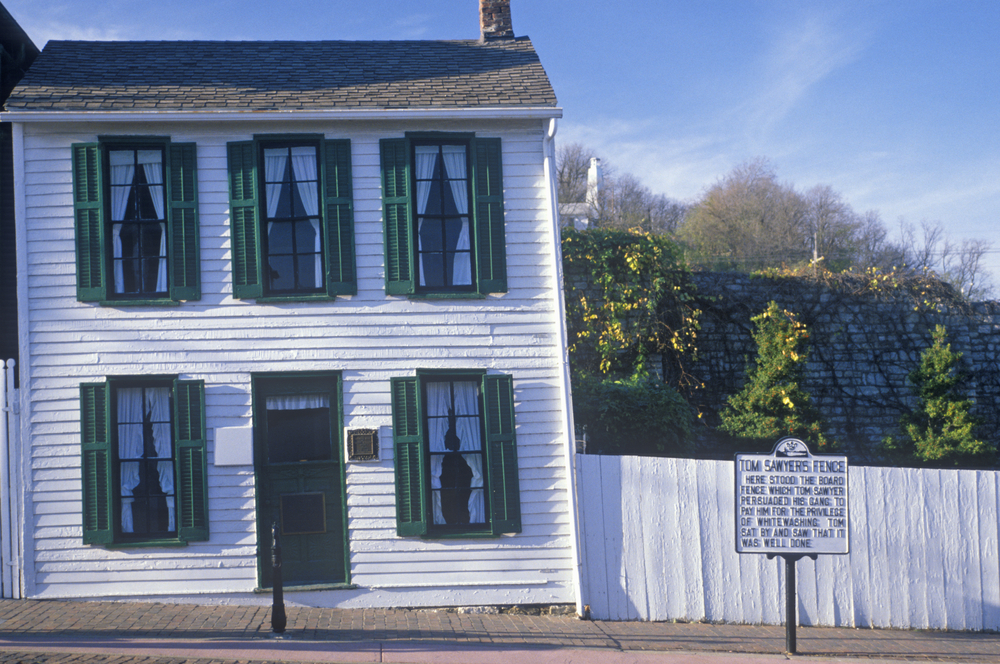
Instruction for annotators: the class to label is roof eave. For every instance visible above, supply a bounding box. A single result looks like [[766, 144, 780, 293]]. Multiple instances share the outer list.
[[0, 106, 563, 123]]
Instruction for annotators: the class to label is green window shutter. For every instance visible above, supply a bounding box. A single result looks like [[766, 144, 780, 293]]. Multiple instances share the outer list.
[[72, 143, 106, 302], [80, 382, 113, 544], [380, 138, 415, 295], [472, 138, 507, 294], [321, 139, 357, 296], [483, 374, 521, 534], [168, 143, 201, 301], [173, 379, 209, 541], [391, 376, 426, 536], [227, 141, 262, 299]]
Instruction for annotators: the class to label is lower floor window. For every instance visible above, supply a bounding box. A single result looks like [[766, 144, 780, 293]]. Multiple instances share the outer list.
[[391, 371, 521, 537], [116, 386, 175, 536], [426, 379, 485, 526], [80, 378, 209, 546]]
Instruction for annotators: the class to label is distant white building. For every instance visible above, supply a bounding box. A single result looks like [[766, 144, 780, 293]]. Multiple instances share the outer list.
[[559, 157, 602, 230], [2, 0, 582, 611]]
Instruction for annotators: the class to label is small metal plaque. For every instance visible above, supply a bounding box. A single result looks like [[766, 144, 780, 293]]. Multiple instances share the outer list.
[[348, 428, 379, 461], [280, 493, 326, 535]]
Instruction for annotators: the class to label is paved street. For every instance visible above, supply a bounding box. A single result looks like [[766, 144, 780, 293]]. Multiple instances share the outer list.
[[0, 599, 998, 663]]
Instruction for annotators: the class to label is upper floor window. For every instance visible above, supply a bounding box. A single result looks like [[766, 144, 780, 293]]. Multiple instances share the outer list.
[[380, 134, 507, 297], [72, 139, 200, 304], [261, 145, 322, 293], [227, 136, 355, 300], [413, 143, 473, 291], [109, 148, 167, 296]]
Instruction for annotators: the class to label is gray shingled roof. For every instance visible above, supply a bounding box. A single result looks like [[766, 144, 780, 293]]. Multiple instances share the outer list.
[[5, 38, 558, 112]]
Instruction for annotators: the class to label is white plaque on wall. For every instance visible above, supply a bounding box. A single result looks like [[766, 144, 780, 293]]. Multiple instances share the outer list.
[[214, 427, 254, 466]]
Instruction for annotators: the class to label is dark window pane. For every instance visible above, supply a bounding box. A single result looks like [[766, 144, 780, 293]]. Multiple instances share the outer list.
[[266, 407, 332, 463], [423, 179, 442, 215], [295, 254, 320, 290], [419, 221, 444, 252], [271, 181, 292, 219], [444, 218, 465, 252], [268, 255, 295, 291], [141, 256, 162, 292], [268, 221, 294, 254], [294, 220, 318, 250], [291, 184, 309, 218], [421, 255, 445, 288], [135, 184, 161, 220], [119, 258, 139, 293]]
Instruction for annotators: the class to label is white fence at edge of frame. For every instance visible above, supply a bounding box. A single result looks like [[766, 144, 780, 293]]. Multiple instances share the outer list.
[[577, 453, 1000, 630], [0, 359, 21, 599]]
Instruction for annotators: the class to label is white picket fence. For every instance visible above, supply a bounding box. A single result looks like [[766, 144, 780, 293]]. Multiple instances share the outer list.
[[0, 359, 20, 599], [576, 453, 1000, 630]]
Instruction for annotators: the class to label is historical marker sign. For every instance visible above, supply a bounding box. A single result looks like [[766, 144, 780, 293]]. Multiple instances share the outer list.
[[735, 438, 849, 556]]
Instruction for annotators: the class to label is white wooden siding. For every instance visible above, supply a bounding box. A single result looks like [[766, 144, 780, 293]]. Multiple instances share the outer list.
[[18, 118, 576, 608]]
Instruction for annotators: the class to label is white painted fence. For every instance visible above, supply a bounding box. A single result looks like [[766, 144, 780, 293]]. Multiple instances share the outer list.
[[0, 359, 20, 599], [577, 454, 1000, 630]]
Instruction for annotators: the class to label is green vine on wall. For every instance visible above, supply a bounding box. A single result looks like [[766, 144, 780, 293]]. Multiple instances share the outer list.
[[562, 228, 701, 384]]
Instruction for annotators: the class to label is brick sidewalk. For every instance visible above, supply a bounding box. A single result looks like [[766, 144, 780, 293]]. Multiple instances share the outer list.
[[0, 599, 997, 662]]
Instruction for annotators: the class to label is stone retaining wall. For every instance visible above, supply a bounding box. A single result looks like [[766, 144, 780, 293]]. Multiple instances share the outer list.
[[566, 268, 1000, 462]]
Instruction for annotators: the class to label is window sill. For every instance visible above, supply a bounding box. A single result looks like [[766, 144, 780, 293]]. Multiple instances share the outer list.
[[255, 294, 336, 304], [105, 539, 188, 549], [421, 530, 500, 540], [99, 299, 180, 307], [408, 291, 484, 300], [254, 583, 356, 593]]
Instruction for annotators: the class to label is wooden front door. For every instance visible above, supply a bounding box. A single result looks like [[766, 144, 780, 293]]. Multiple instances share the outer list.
[[254, 374, 348, 588]]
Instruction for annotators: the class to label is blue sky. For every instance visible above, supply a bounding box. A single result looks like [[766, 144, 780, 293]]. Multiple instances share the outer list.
[[7, 0, 1000, 281]]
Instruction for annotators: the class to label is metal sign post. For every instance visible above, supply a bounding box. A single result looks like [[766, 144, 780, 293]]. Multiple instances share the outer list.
[[735, 438, 849, 655]]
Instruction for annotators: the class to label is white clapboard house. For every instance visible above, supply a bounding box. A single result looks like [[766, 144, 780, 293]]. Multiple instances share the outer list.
[[1, 1, 582, 609]]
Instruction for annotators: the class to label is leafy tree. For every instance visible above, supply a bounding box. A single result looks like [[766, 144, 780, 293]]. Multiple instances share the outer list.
[[883, 325, 996, 467], [678, 159, 811, 270], [719, 302, 830, 451]]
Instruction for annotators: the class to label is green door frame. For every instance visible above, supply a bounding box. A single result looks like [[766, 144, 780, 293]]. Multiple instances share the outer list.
[[251, 371, 350, 589]]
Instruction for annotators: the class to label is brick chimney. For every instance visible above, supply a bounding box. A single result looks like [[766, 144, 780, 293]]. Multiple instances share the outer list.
[[480, 0, 514, 41]]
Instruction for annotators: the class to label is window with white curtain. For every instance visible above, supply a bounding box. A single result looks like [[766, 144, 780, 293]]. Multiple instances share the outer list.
[[261, 144, 322, 293], [115, 384, 176, 537], [413, 142, 473, 290], [425, 379, 485, 526], [108, 148, 167, 296]]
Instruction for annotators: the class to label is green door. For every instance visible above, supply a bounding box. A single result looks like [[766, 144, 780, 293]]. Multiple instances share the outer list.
[[254, 374, 348, 588]]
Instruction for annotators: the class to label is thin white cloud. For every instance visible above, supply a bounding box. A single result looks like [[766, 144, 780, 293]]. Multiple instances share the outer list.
[[559, 119, 743, 202], [390, 14, 435, 39], [727, 9, 870, 147]]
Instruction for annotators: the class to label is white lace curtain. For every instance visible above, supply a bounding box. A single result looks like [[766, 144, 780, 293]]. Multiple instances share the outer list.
[[427, 381, 484, 525], [117, 387, 174, 533], [415, 146, 472, 287], [109, 150, 166, 293], [265, 394, 330, 411], [264, 147, 322, 288]]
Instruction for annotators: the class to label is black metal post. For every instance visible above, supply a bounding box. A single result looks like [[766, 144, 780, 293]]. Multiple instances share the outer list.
[[785, 555, 796, 655], [271, 520, 287, 635]]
